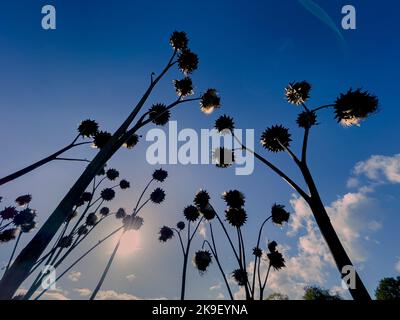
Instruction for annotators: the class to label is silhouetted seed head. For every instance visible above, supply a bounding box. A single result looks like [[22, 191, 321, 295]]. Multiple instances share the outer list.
[[297, 111, 317, 129], [149, 103, 170, 126], [124, 134, 139, 149], [213, 148, 235, 168], [268, 240, 278, 253], [183, 205, 200, 222], [174, 77, 194, 97], [116, 208, 127, 219], [75, 197, 85, 208], [81, 192, 93, 203], [158, 226, 174, 242], [222, 190, 245, 209], [58, 235, 74, 248], [77, 225, 89, 236], [0, 207, 18, 220], [285, 81, 312, 105], [106, 168, 119, 181], [215, 115, 234, 133], [119, 179, 130, 190], [170, 31, 188, 51], [152, 168, 168, 182], [67, 210, 78, 221], [260, 125, 292, 152], [178, 49, 198, 75], [267, 250, 286, 271], [97, 164, 107, 176], [225, 207, 247, 228], [200, 204, 216, 221], [150, 188, 166, 204], [123, 215, 144, 231], [271, 204, 290, 225], [193, 190, 210, 210], [177, 221, 185, 230], [15, 195, 32, 206], [78, 119, 99, 138], [13, 208, 36, 227], [86, 213, 98, 226], [193, 250, 212, 273], [232, 269, 248, 286], [21, 221, 36, 233], [200, 89, 220, 114], [93, 131, 112, 149], [334, 89, 379, 126], [100, 188, 115, 201], [99, 207, 110, 216], [0, 228, 20, 243], [253, 247, 263, 258]]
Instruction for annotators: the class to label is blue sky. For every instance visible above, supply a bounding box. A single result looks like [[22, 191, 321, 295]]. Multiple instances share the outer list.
[[0, 0, 399, 299]]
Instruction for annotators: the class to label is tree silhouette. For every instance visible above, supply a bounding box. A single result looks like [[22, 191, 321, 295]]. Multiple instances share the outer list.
[[0, 31, 220, 299], [375, 277, 400, 300], [303, 286, 342, 300], [215, 82, 378, 300]]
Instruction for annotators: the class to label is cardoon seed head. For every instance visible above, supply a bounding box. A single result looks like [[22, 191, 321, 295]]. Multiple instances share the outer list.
[[199, 204, 216, 221], [225, 207, 247, 228], [200, 89, 220, 114], [193, 250, 212, 273], [77, 225, 89, 236], [260, 125, 292, 152], [0, 228, 20, 243], [296, 111, 317, 129], [285, 81, 312, 105], [0, 207, 18, 220], [213, 148, 235, 168], [152, 168, 168, 182], [215, 115, 235, 133], [334, 89, 379, 126], [267, 250, 286, 271], [93, 131, 112, 149], [20, 221, 36, 233], [148, 103, 170, 126], [106, 168, 119, 181], [177, 221, 185, 230], [124, 134, 139, 149], [271, 204, 290, 225], [86, 213, 98, 226], [78, 119, 99, 138], [253, 247, 262, 258], [119, 179, 130, 190], [58, 235, 74, 248], [183, 205, 200, 222], [178, 49, 199, 75], [268, 240, 278, 253], [158, 226, 174, 242], [222, 190, 245, 209], [174, 77, 194, 97], [13, 208, 36, 227], [123, 215, 144, 231], [170, 31, 188, 51], [100, 188, 115, 201], [116, 208, 127, 219], [15, 195, 32, 206], [194, 190, 210, 210], [232, 269, 248, 286], [80, 192, 93, 203], [99, 207, 110, 216], [150, 188, 166, 204]]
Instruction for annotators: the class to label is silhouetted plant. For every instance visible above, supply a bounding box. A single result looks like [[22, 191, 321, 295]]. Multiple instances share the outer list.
[[303, 286, 342, 300], [0, 31, 220, 299], [375, 276, 400, 300], [214, 81, 378, 300]]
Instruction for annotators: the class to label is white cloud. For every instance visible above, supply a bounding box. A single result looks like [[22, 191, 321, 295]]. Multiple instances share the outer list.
[[74, 288, 92, 297], [209, 283, 222, 291], [94, 290, 141, 300], [126, 274, 136, 282], [395, 258, 400, 273], [199, 221, 207, 239], [68, 271, 82, 282], [16, 288, 70, 300]]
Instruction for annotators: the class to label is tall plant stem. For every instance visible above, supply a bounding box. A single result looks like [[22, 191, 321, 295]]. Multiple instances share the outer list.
[[259, 264, 271, 300]]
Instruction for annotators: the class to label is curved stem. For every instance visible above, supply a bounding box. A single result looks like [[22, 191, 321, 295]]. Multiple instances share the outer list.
[[311, 104, 335, 112], [260, 264, 271, 300], [134, 179, 154, 214]]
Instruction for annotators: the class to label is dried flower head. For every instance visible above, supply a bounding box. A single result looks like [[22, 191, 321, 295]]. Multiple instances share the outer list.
[[106, 168, 119, 181], [81, 192, 92, 203], [116, 208, 127, 219], [253, 247, 263, 258], [97, 165, 106, 176], [271, 204, 290, 225], [285, 81, 311, 105], [124, 134, 139, 149], [222, 190, 245, 209], [183, 205, 200, 222], [334, 89, 379, 126], [193, 250, 212, 273], [215, 115, 234, 133], [158, 226, 174, 242], [153, 168, 168, 182], [149, 103, 170, 126], [15, 195, 32, 206], [78, 119, 99, 138], [99, 207, 110, 216], [100, 188, 115, 201], [194, 190, 210, 210], [200, 89, 220, 114], [296, 111, 317, 129], [213, 148, 235, 168], [199, 204, 216, 221], [267, 250, 286, 271], [177, 221, 185, 230], [260, 125, 292, 152], [0, 228, 20, 243], [268, 240, 278, 253], [13, 208, 36, 227], [178, 49, 199, 75], [123, 215, 144, 231], [150, 188, 166, 204], [225, 207, 247, 228], [0, 207, 18, 220], [170, 31, 188, 51], [20, 221, 36, 233], [174, 77, 194, 97], [119, 179, 130, 190], [86, 213, 98, 226], [232, 269, 248, 286], [93, 131, 112, 149], [77, 225, 89, 236], [58, 235, 74, 248]]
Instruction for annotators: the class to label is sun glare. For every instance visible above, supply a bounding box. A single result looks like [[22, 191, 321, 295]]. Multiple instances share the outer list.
[[117, 231, 141, 257]]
